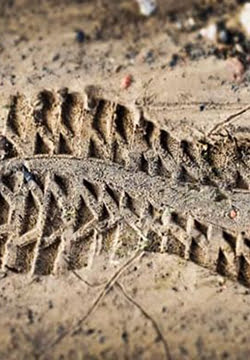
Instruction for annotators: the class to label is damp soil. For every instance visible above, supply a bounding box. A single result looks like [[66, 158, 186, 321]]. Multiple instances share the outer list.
[[0, 1, 250, 359]]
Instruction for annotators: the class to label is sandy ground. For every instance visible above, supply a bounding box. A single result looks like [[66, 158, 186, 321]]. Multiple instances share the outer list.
[[0, 0, 250, 359]]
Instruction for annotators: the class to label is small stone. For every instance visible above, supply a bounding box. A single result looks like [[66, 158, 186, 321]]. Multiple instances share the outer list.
[[218, 29, 233, 45], [200, 23, 217, 42], [52, 53, 60, 62], [229, 208, 237, 220], [169, 54, 179, 68], [75, 30, 85, 43], [187, 17, 195, 27], [22, 165, 35, 183], [136, 0, 157, 16], [121, 74, 133, 90]]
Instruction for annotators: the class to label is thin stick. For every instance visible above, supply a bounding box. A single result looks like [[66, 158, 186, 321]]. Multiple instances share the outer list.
[[38, 249, 145, 357], [207, 105, 250, 137], [64, 257, 105, 288], [115, 281, 172, 360], [74, 249, 145, 327]]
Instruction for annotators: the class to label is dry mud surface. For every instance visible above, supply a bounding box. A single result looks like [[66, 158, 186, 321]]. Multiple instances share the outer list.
[[0, 1, 250, 359]]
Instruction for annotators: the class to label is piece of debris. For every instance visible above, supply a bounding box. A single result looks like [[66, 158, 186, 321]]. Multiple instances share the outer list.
[[75, 29, 85, 43], [169, 54, 179, 68], [121, 74, 133, 90], [217, 24, 233, 45], [199, 104, 206, 112], [52, 53, 60, 62], [135, 0, 157, 16], [200, 23, 217, 42], [185, 17, 196, 31], [240, 3, 250, 37], [22, 165, 35, 183], [229, 208, 238, 220], [187, 17, 195, 27]]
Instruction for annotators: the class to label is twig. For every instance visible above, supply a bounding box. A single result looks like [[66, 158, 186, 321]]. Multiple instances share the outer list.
[[73, 249, 144, 327], [207, 105, 250, 137], [64, 257, 106, 288], [115, 281, 172, 360], [38, 249, 145, 357]]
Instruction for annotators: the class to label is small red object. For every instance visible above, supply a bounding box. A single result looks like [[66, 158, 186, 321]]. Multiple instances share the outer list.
[[121, 74, 133, 90], [229, 209, 237, 219]]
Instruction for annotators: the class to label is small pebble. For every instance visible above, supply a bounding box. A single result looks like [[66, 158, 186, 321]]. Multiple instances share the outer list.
[[200, 23, 217, 42], [229, 208, 237, 220], [52, 53, 60, 62], [187, 17, 195, 28], [75, 30, 85, 43], [136, 0, 157, 16], [121, 74, 133, 90], [218, 28, 233, 45], [169, 54, 179, 68], [22, 165, 35, 183]]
